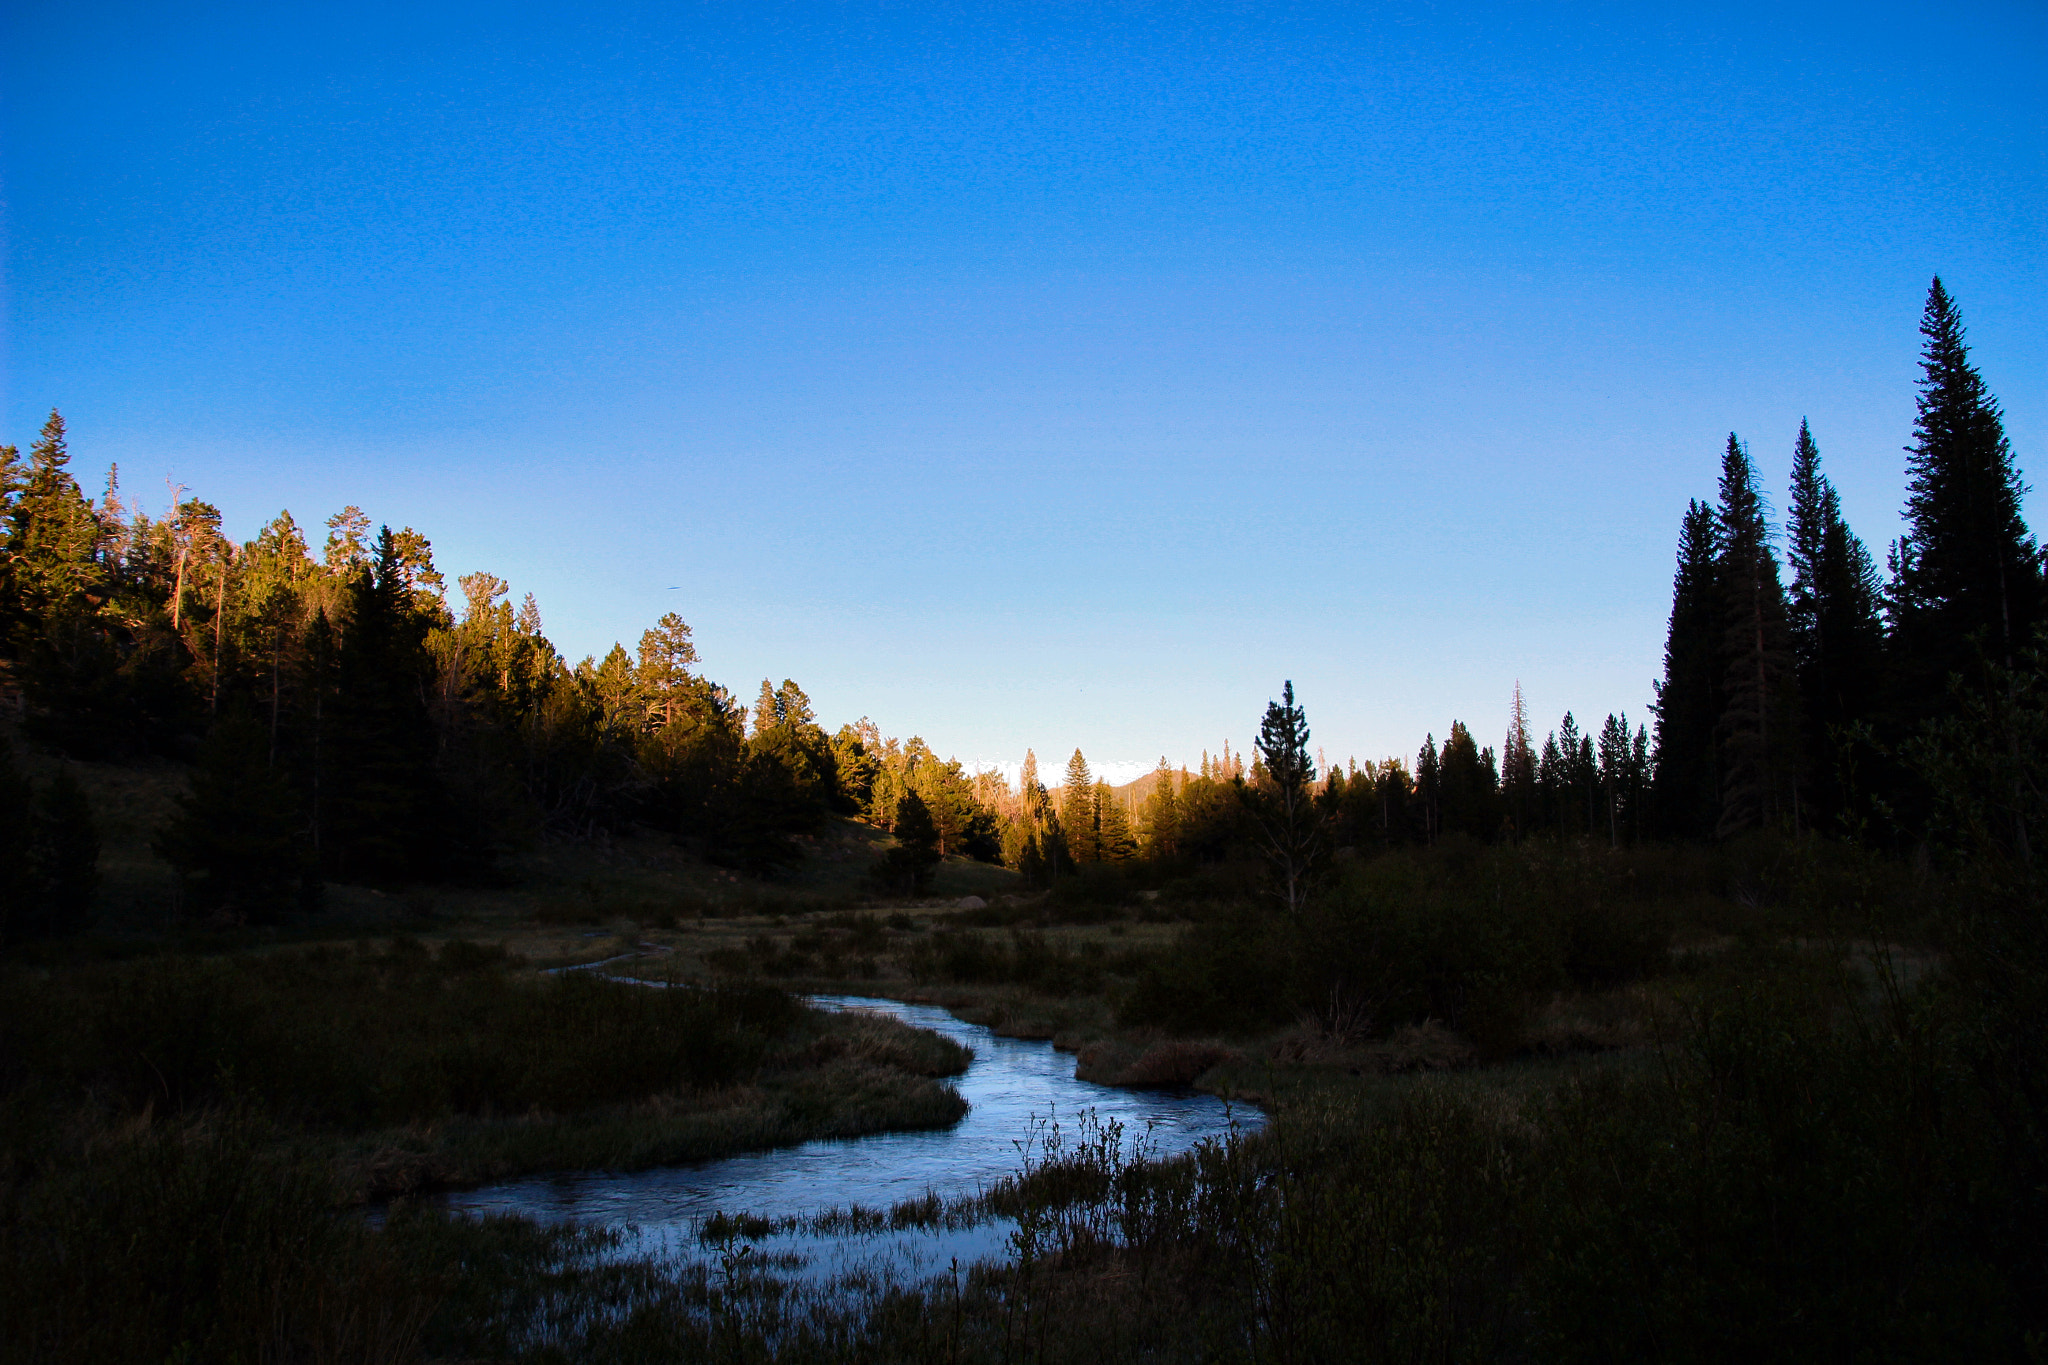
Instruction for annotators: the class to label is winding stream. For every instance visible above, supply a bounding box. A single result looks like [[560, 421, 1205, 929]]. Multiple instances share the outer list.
[[432, 995, 1259, 1281]]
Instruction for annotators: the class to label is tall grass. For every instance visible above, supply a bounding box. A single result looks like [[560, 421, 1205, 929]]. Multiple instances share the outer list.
[[0, 1107, 438, 1365], [0, 938, 805, 1129]]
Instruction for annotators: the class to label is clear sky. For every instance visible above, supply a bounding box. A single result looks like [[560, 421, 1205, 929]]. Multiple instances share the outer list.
[[4, 1, 2042, 783]]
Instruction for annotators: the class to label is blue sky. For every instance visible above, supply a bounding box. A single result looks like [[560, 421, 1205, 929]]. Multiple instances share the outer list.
[[4, 1, 2042, 782]]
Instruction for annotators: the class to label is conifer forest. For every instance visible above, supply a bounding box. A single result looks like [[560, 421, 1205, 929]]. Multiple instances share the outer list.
[[3, 279, 2044, 1363]]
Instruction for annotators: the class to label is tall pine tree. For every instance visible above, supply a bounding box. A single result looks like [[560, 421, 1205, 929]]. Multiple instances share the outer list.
[[1652, 499, 1724, 838], [1891, 278, 2043, 696], [323, 527, 448, 883], [1251, 681, 1322, 917], [1715, 435, 1801, 836], [1059, 749, 1098, 863], [1786, 419, 1886, 825]]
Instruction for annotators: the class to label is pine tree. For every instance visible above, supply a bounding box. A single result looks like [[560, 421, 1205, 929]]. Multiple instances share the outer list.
[[1140, 757, 1182, 859], [774, 679, 816, 728], [324, 528, 447, 882], [516, 592, 543, 636], [1437, 720, 1495, 840], [1414, 734, 1441, 843], [1555, 713, 1586, 835], [753, 679, 780, 736], [1892, 277, 2043, 693], [3, 411, 104, 626], [1786, 419, 1886, 824], [590, 644, 637, 730], [634, 613, 699, 730], [323, 506, 371, 572], [1536, 732, 1564, 837], [1652, 499, 1724, 839], [1060, 749, 1098, 863], [873, 789, 941, 894], [1019, 749, 1049, 823], [1095, 781, 1138, 862], [1252, 681, 1323, 916], [1715, 434, 1801, 836], [1596, 712, 1648, 847]]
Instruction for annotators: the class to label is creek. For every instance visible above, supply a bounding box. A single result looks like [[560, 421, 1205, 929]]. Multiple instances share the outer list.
[[431, 995, 1259, 1283]]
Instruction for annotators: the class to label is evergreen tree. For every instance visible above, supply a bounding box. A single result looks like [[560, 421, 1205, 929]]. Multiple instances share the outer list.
[[1892, 278, 2043, 693], [1653, 499, 1724, 838], [873, 789, 941, 894], [1095, 781, 1138, 862], [1140, 757, 1182, 859], [1715, 434, 1801, 836], [1437, 720, 1496, 840], [829, 723, 881, 815], [752, 678, 781, 735], [1414, 734, 1442, 843], [323, 528, 447, 882], [3, 411, 104, 630], [1060, 749, 1098, 863], [589, 644, 637, 731], [1251, 681, 1323, 917], [1596, 713, 1649, 847], [323, 506, 371, 572], [0, 442, 23, 524], [1533, 732, 1558, 834], [773, 679, 816, 728], [634, 613, 699, 730], [1786, 419, 1887, 825], [1553, 713, 1589, 835]]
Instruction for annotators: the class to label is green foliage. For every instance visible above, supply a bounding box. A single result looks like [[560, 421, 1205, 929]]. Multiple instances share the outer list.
[[1059, 749, 1098, 864], [871, 790, 942, 895]]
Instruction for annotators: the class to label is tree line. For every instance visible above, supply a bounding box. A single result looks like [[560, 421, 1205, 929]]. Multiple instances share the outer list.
[[0, 437, 1008, 928], [975, 278, 2039, 880], [2, 277, 2033, 933]]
